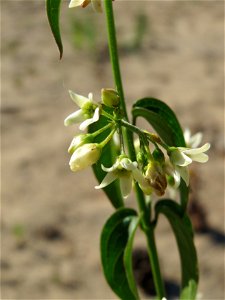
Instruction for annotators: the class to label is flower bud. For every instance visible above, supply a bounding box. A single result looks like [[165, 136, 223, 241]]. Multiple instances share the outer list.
[[101, 88, 120, 107], [69, 143, 101, 172], [152, 148, 165, 163], [145, 161, 167, 196], [136, 151, 148, 168], [68, 134, 93, 154]]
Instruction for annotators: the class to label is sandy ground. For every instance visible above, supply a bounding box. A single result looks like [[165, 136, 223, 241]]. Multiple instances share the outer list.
[[1, 1, 224, 299]]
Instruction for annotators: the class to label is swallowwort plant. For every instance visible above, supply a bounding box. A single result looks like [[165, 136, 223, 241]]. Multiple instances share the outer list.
[[46, 1, 210, 299]]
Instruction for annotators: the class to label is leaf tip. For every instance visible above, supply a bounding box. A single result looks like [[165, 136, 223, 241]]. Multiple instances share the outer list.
[[59, 48, 63, 60]]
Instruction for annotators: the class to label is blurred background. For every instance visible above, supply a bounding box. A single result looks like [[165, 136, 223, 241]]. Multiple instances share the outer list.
[[1, 1, 224, 299]]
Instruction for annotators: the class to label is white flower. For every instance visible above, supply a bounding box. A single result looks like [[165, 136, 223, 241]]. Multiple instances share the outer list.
[[69, 143, 101, 172], [95, 156, 148, 198], [170, 143, 210, 166], [184, 128, 203, 148], [69, 0, 102, 13], [64, 91, 100, 131], [169, 143, 210, 185]]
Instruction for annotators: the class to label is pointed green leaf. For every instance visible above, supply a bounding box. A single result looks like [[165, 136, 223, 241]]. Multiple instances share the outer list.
[[154, 199, 198, 300], [132, 97, 189, 211], [89, 114, 124, 209], [101, 208, 139, 300], [46, 0, 63, 59], [124, 216, 140, 299], [132, 97, 185, 147]]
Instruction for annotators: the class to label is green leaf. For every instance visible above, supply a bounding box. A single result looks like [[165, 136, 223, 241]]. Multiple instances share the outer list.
[[89, 114, 124, 209], [154, 199, 198, 300], [46, 0, 63, 59], [101, 208, 139, 300], [132, 97, 189, 211], [124, 216, 140, 299], [132, 98, 185, 147]]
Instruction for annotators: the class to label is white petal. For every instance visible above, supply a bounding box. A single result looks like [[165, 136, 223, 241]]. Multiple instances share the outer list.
[[91, 0, 102, 12], [189, 132, 203, 148], [88, 92, 94, 101], [120, 174, 132, 198], [176, 166, 189, 186], [69, 0, 84, 7], [184, 143, 210, 155], [64, 109, 85, 126], [171, 150, 192, 167], [184, 128, 203, 148], [92, 107, 100, 122], [165, 162, 181, 189], [69, 90, 89, 108], [101, 161, 120, 172], [184, 128, 191, 145], [172, 170, 181, 189], [120, 158, 137, 171], [79, 107, 99, 131], [95, 172, 118, 189], [190, 153, 209, 163], [79, 118, 93, 131], [132, 168, 146, 186]]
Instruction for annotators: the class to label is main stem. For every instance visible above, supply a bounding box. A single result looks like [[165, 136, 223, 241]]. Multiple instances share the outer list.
[[104, 0, 165, 299], [103, 0, 128, 121]]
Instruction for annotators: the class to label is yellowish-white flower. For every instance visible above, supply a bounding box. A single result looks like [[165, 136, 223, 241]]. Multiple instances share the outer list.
[[69, 0, 102, 13], [184, 128, 203, 148], [69, 143, 101, 172], [95, 156, 148, 198], [169, 143, 210, 185], [64, 91, 100, 131]]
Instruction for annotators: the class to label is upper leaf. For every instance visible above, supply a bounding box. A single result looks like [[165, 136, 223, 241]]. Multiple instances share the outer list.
[[132, 97, 185, 147], [132, 97, 189, 211], [89, 113, 124, 209], [154, 199, 198, 300], [46, 0, 63, 59], [101, 208, 139, 300]]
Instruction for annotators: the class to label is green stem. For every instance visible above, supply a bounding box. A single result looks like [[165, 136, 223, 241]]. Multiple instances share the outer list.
[[121, 119, 169, 151], [104, 0, 128, 121], [92, 122, 114, 137], [101, 109, 114, 121], [104, 1, 165, 299], [100, 128, 116, 148], [145, 227, 166, 300], [104, 0, 146, 209]]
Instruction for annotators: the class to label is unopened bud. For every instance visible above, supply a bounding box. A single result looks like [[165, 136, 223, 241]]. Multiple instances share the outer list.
[[101, 88, 120, 107], [152, 148, 165, 163], [68, 134, 93, 154], [145, 161, 167, 196], [136, 151, 148, 167], [69, 143, 101, 172]]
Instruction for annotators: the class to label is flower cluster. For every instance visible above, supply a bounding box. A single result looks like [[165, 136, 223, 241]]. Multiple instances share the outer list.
[[64, 88, 121, 172], [65, 89, 210, 199]]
